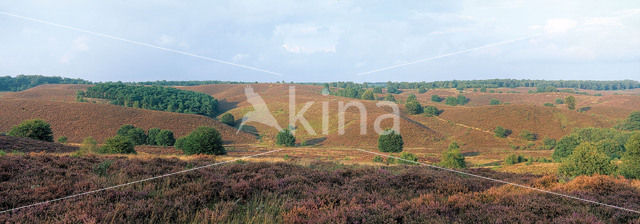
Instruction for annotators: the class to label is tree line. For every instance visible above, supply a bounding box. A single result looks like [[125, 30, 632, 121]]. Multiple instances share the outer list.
[[78, 83, 218, 117], [0, 75, 90, 91]]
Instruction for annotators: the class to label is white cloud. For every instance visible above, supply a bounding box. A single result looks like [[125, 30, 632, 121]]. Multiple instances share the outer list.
[[543, 18, 577, 34], [274, 24, 340, 54], [60, 36, 89, 64]]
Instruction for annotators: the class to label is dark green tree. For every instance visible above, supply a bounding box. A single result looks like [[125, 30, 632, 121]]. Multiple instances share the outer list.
[[553, 134, 581, 161], [155, 129, 175, 146], [276, 129, 296, 147], [8, 119, 54, 142], [99, 135, 136, 154], [378, 129, 403, 153], [176, 126, 225, 155], [405, 101, 423, 115], [565, 95, 576, 110], [147, 128, 161, 145], [117, 124, 147, 145]]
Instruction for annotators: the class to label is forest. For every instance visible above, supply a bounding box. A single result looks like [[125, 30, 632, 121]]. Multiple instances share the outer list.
[[328, 79, 640, 91], [0, 75, 90, 91], [78, 83, 218, 117]]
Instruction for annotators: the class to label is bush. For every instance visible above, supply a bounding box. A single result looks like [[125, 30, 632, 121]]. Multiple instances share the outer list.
[[494, 126, 512, 138], [520, 130, 537, 141], [99, 135, 136, 154], [93, 160, 112, 177], [505, 154, 526, 165], [8, 119, 54, 142], [457, 95, 469, 105], [418, 87, 427, 94], [373, 87, 383, 94], [542, 137, 556, 150], [595, 139, 625, 160], [361, 89, 375, 100], [439, 142, 466, 168], [372, 155, 384, 163], [155, 129, 176, 146], [552, 135, 581, 161], [396, 152, 419, 165], [220, 113, 235, 126], [383, 94, 396, 102], [490, 99, 501, 105], [565, 96, 576, 110], [431, 95, 443, 102], [147, 128, 161, 145], [406, 94, 417, 103], [423, 106, 442, 117], [558, 142, 615, 178], [276, 129, 296, 147], [378, 129, 403, 153], [445, 96, 458, 106], [117, 124, 147, 145], [176, 126, 225, 155], [405, 101, 423, 115], [543, 103, 555, 107], [57, 136, 68, 143], [618, 111, 640, 131], [555, 98, 564, 104], [620, 133, 640, 179], [80, 136, 98, 153]]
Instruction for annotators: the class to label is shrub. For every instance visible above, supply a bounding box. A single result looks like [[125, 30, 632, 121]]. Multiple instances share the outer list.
[[577, 107, 591, 112], [490, 99, 500, 105], [594, 139, 625, 160], [494, 126, 512, 138], [80, 136, 98, 153], [117, 124, 147, 145], [620, 133, 640, 179], [505, 154, 526, 165], [361, 89, 375, 100], [57, 136, 68, 143], [406, 94, 417, 103], [555, 98, 564, 104], [542, 137, 556, 150], [99, 135, 136, 154], [558, 142, 615, 178], [431, 95, 443, 102], [423, 106, 442, 117], [176, 126, 225, 155], [8, 119, 54, 142], [372, 156, 384, 163], [93, 160, 112, 177], [457, 95, 469, 105], [383, 94, 396, 102], [220, 113, 235, 126], [439, 142, 466, 168], [565, 96, 576, 110], [155, 129, 176, 146], [445, 96, 458, 106], [520, 130, 537, 141], [276, 129, 296, 147], [418, 87, 427, 94], [544, 103, 555, 107], [147, 128, 161, 145], [378, 129, 403, 153], [405, 101, 423, 115], [396, 152, 419, 165], [480, 86, 487, 92], [618, 111, 640, 131]]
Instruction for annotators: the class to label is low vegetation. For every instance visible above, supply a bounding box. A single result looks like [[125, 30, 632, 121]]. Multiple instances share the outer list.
[[439, 142, 466, 169], [98, 135, 136, 154], [494, 126, 512, 138], [8, 119, 54, 142], [175, 126, 226, 155], [275, 129, 296, 147]]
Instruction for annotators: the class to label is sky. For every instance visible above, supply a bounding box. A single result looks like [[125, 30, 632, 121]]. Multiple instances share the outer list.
[[0, 0, 639, 82]]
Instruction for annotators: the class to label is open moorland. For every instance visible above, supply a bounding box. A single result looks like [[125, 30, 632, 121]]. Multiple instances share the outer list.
[[1, 79, 640, 222]]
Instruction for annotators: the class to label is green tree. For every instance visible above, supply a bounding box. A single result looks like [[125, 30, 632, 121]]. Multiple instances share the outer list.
[[620, 133, 640, 179], [520, 130, 537, 141], [383, 94, 396, 102], [117, 125, 147, 145], [418, 87, 427, 94], [439, 142, 466, 168], [552, 135, 581, 161], [445, 96, 458, 106], [543, 137, 556, 150], [565, 96, 576, 110], [99, 135, 136, 154], [175, 126, 225, 155], [480, 87, 487, 92], [378, 129, 403, 153], [431, 95, 443, 102], [490, 99, 501, 105], [361, 89, 375, 100], [405, 101, 423, 115], [220, 113, 235, 126], [276, 129, 296, 147], [423, 105, 442, 117], [595, 139, 625, 159], [456, 95, 468, 105], [555, 98, 564, 104], [155, 129, 175, 146], [8, 119, 54, 142], [80, 136, 98, 153], [406, 94, 417, 103], [147, 128, 161, 145], [558, 142, 615, 178], [494, 126, 512, 138]]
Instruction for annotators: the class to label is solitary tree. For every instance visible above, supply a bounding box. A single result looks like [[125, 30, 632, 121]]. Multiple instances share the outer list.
[[220, 113, 235, 126], [378, 129, 403, 153], [8, 119, 54, 142], [439, 141, 466, 168], [176, 126, 225, 155], [405, 101, 423, 115], [565, 96, 576, 110], [276, 129, 296, 147]]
